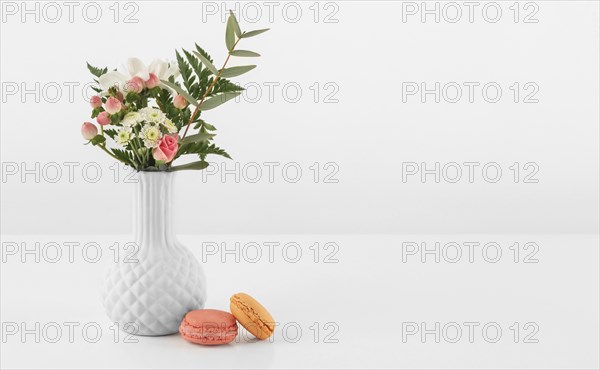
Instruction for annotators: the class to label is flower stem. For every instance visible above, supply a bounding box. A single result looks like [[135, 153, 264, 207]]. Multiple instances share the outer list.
[[128, 135, 144, 169], [99, 144, 121, 162]]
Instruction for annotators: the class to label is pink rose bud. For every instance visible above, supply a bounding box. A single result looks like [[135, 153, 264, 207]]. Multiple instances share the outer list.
[[145, 73, 160, 89], [125, 76, 145, 94], [153, 134, 179, 163], [90, 95, 102, 108], [173, 94, 187, 109], [104, 97, 122, 114], [97, 111, 111, 126], [81, 122, 98, 140]]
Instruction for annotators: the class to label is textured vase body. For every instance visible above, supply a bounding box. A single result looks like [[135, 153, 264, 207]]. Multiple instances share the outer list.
[[101, 171, 206, 336]]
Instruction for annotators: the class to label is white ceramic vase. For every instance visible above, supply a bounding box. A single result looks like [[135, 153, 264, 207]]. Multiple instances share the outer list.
[[101, 171, 206, 336]]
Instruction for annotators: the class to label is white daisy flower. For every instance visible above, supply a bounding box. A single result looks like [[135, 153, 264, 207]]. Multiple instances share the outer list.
[[162, 119, 178, 134], [140, 107, 165, 125], [116, 128, 131, 145], [140, 124, 162, 148], [122, 112, 142, 128]]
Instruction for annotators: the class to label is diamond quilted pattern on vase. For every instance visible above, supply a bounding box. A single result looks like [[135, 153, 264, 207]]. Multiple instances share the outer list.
[[101, 172, 207, 336]]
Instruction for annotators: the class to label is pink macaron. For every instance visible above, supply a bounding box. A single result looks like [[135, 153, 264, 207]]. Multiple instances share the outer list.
[[179, 309, 238, 345]]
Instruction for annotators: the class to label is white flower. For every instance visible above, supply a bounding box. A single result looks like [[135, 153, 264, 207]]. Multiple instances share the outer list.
[[116, 128, 131, 146], [139, 107, 166, 125], [140, 124, 162, 148], [98, 58, 179, 94], [162, 119, 178, 134], [122, 112, 142, 128]]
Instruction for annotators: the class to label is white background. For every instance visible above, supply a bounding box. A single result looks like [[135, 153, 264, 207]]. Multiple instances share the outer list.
[[1, 0, 598, 235], [1, 1, 599, 369]]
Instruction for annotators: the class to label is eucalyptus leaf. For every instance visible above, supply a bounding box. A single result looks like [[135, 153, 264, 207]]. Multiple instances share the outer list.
[[199, 91, 241, 110], [181, 131, 216, 144], [193, 51, 219, 75], [229, 11, 242, 37], [241, 28, 270, 38], [226, 15, 236, 51], [229, 50, 261, 57], [220, 65, 256, 78], [169, 161, 210, 172], [160, 80, 198, 106]]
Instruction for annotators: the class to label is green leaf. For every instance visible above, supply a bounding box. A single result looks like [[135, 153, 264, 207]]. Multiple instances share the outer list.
[[199, 91, 241, 110], [204, 123, 217, 131], [90, 135, 106, 146], [195, 45, 213, 62], [91, 107, 101, 118], [181, 131, 216, 144], [125, 92, 139, 103], [193, 118, 208, 130], [87, 63, 108, 78], [220, 65, 256, 78], [169, 161, 210, 172], [160, 80, 198, 106], [241, 28, 269, 38], [178, 141, 232, 161], [112, 148, 133, 166], [229, 50, 261, 57], [103, 128, 117, 139], [193, 51, 218, 75], [204, 144, 231, 160], [226, 14, 236, 51], [176, 50, 196, 93], [230, 10, 242, 37], [211, 79, 244, 95]]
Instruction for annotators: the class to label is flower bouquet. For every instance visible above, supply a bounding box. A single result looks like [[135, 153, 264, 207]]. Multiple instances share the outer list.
[[92, 13, 269, 336], [81, 11, 268, 172]]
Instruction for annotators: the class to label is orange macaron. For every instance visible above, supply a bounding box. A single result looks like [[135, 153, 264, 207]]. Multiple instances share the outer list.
[[230, 293, 275, 340]]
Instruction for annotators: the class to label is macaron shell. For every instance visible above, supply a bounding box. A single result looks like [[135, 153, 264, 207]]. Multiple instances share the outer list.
[[179, 309, 238, 345], [184, 309, 238, 327], [230, 293, 275, 340], [180, 329, 237, 345]]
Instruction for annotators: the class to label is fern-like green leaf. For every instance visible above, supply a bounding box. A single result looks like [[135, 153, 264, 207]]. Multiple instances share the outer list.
[[212, 79, 244, 95], [87, 63, 108, 78], [202, 143, 232, 160], [112, 148, 134, 167], [195, 44, 214, 63], [183, 141, 232, 161], [176, 50, 196, 93], [103, 129, 117, 139]]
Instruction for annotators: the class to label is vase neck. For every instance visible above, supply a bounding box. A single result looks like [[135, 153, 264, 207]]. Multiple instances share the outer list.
[[133, 172, 176, 246]]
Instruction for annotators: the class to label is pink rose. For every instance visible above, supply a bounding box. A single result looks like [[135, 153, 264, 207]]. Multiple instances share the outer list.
[[104, 97, 122, 114], [145, 73, 159, 89], [153, 134, 179, 163], [90, 95, 102, 108], [81, 122, 98, 140], [173, 94, 187, 109], [97, 111, 111, 126], [125, 76, 145, 93]]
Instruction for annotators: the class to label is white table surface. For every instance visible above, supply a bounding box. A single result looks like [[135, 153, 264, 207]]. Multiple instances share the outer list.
[[1, 234, 598, 369]]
